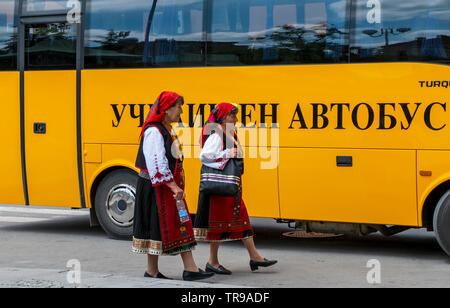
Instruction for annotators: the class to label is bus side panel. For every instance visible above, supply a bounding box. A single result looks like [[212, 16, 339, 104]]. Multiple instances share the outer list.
[[277, 63, 450, 151], [183, 152, 279, 217], [82, 69, 280, 219], [279, 148, 418, 226], [83, 144, 137, 209], [417, 150, 450, 226], [0, 72, 24, 204]]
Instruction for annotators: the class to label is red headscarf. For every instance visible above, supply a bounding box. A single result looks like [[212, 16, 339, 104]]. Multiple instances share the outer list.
[[201, 102, 237, 147], [140, 91, 181, 136]]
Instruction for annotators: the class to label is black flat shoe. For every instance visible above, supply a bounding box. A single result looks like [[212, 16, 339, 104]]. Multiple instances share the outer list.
[[144, 271, 172, 279], [183, 268, 215, 281], [249, 258, 278, 271], [205, 263, 232, 275]]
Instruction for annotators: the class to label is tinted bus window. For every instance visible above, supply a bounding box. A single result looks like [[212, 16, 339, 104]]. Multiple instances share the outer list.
[[351, 0, 450, 64], [0, 0, 16, 70], [85, 0, 204, 69], [25, 23, 76, 70], [145, 0, 204, 67], [207, 0, 349, 66]]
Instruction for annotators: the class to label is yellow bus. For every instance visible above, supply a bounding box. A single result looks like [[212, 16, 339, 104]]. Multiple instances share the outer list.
[[1, 0, 449, 256]]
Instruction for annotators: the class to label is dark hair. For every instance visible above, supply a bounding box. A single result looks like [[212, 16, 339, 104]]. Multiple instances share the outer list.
[[217, 107, 238, 123], [229, 107, 238, 115]]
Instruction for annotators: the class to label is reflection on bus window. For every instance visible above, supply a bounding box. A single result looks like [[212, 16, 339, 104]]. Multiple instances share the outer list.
[[0, 0, 16, 70], [207, 0, 349, 66], [145, 0, 203, 67], [25, 23, 76, 70], [84, 0, 204, 69], [351, 0, 450, 64], [23, 0, 66, 12]]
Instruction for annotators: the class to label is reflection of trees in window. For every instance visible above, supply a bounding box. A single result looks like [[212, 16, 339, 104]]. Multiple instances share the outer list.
[[26, 24, 75, 52], [85, 29, 144, 68], [1, 33, 16, 53], [269, 23, 347, 62], [84, 0, 204, 69], [25, 23, 76, 70], [352, 25, 449, 64], [93, 30, 141, 53], [0, 33, 16, 69], [351, 0, 450, 64]]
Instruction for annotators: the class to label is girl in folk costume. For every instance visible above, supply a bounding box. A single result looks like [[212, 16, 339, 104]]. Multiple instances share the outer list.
[[132, 91, 214, 281], [194, 103, 277, 274]]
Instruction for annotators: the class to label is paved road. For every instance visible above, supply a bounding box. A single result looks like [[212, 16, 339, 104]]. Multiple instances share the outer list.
[[0, 204, 449, 288]]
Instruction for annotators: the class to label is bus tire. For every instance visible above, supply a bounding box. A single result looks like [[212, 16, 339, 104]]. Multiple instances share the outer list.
[[94, 169, 137, 240], [433, 191, 450, 256]]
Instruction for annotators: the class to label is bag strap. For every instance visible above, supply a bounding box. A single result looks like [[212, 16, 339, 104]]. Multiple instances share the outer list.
[[215, 125, 243, 155]]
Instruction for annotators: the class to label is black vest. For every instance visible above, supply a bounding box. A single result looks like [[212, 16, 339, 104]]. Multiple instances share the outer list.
[[135, 122, 181, 174]]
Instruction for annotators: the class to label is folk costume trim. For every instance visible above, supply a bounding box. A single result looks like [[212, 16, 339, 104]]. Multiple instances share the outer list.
[[132, 237, 196, 255], [199, 133, 233, 170], [200, 172, 241, 186], [132, 238, 163, 255], [154, 172, 196, 253], [143, 127, 174, 186]]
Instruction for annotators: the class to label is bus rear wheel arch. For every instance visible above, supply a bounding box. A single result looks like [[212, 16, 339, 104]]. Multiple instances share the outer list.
[[433, 191, 450, 256], [93, 168, 138, 240]]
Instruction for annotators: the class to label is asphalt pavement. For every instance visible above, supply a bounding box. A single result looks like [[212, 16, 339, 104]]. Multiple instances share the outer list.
[[0, 204, 449, 288]]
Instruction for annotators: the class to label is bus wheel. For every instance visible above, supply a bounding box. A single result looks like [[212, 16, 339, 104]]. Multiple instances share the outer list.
[[433, 191, 450, 256], [94, 169, 137, 240]]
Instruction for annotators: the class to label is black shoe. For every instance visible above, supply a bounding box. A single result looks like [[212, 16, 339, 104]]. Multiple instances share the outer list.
[[144, 271, 172, 279], [183, 268, 215, 281], [249, 258, 278, 271], [205, 263, 232, 275]]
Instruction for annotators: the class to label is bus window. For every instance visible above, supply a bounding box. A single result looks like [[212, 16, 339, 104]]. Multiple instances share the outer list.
[[24, 23, 76, 70], [207, 0, 349, 66], [147, 0, 204, 67], [84, 0, 204, 69], [0, 0, 16, 70], [23, 0, 67, 13], [85, 0, 152, 69], [350, 0, 450, 64]]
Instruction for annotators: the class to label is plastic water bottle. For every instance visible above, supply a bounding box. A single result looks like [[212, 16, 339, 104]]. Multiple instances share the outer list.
[[176, 200, 190, 223]]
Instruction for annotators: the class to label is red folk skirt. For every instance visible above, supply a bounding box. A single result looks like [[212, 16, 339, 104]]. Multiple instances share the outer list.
[[194, 190, 254, 242], [132, 169, 197, 255]]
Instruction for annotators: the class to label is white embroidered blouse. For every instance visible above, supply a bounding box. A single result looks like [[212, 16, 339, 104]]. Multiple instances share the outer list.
[[200, 133, 234, 170], [143, 127, 174, 186]]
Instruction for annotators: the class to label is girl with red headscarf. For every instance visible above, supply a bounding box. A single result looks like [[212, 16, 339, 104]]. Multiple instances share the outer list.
[[194, 103, 277, 275], [132, 91, 214, 281]]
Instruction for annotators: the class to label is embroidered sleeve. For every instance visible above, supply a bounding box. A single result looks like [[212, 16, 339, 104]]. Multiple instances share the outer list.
[[200, 133, 232, 170], [143, 127, 174, 186]]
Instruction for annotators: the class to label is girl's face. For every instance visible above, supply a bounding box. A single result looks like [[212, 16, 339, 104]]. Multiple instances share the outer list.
[[222, 112, 238, 130], [165, 97, 184, 123]]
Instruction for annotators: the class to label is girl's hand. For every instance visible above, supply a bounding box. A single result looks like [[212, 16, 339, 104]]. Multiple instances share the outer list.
[[166, 181, 185, 200], [229, 148, 239, 158]]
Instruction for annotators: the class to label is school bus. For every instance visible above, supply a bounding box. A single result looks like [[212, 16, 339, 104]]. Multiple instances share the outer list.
[[1, 0, 449, 256]]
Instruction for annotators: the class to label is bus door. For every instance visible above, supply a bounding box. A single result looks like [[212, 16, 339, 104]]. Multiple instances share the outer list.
[[19, 9, 81, 207], [0, 1, 22, 205]]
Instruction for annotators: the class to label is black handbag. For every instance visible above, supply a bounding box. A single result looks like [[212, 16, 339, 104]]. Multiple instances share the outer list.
[[199, 158, 243, 197]]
